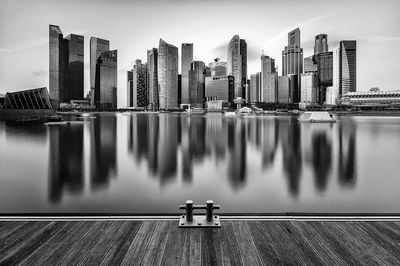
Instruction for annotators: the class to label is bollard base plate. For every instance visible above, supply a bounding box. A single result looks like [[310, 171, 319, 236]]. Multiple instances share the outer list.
[[178, 215, 221, 228]]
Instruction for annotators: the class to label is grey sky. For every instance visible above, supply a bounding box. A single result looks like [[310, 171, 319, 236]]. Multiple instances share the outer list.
[[1, 0, 399, 107]]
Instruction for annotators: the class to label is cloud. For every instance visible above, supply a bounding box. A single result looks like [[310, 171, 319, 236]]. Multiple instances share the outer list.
[[32, 70, 47, 76], [357, 36, 400, 42], [0, 37, 48, 53]]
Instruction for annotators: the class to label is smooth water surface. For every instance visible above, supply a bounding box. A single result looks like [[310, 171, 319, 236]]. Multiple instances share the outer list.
[[1, 113, 399, 214]]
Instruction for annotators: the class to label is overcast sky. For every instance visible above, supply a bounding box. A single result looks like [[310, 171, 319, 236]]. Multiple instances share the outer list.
[[1, 0, 399, 107]]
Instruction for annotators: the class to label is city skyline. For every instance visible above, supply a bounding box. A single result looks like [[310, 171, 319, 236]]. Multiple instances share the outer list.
[[1, 0, 399, 107]]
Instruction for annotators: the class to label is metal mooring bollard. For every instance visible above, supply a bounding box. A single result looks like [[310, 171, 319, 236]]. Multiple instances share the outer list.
[[179, 200, 221, 228]]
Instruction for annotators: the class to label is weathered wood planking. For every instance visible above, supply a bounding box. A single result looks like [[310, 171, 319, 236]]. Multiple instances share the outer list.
[[0, 220, 399, 265]]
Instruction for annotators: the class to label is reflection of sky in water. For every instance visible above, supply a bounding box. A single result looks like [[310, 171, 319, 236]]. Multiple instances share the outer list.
[[0, 114, 400, 214]]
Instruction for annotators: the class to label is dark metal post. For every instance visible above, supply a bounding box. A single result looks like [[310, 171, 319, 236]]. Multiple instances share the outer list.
[[186, 200, 193, 222], [206, 200, 214, 222]]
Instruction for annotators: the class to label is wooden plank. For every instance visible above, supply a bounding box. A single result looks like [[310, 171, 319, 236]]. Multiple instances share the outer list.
[[246, 221, 281, 265], [337, 222, 400, 265], [121, 221, 157, 265], [181, 227, 201, 266], [232, 221, 263, 266], [356, 222, 400, 260], [0, 222, 26, 239], [57, 221, 113, 265], [18, 221, 84, 266], [262, 221, 304, 265], [218, 221, 243, 266], [79, 221, 128, 265], [99, 221, 142, 266], [0, 221, 66, 265], [383, 221, 400, 233], [140, 221, 171, 265], [201, 228, 223, 266], [39, 221, 96, 265], [291, 221, 345, 265], [159, 223, 188, 265], [0, 221, 49, 251]]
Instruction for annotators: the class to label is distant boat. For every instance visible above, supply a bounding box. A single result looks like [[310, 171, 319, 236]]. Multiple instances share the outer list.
[[298, 111, 336, 123], [224, 111, 237, 117], [186, 108, 206, 115]]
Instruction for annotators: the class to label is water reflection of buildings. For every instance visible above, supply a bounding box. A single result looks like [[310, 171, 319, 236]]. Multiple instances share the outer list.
[[48, 123, 84, 203], [90, 114, 117, 189], [338, 121, 357, 187], [227, 119, 247, 188]]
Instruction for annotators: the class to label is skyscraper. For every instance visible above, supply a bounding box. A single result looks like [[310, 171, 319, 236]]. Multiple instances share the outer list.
[[300, 72, 318, 104], [314, 34, 328, 55], [205, 75, 234, 103], [209, 58, 227, 77], [278, 76, 290, 104], [65, 34, 84, 101], [261, 53, 277, 102], [339, 40, 357, 96], [227, 35, 247, 99], [90, 37, 110, 101], [304, 56, 317, 73], [147, 48, 158, 110], [49, 25, 66, 107], [315, 51, 333, 104], [158, 39, 178, 109], [131, 60, 148, 107], [189, 61, 205, 108], [95, 50, 118, 109], [181, 43, 193, 104], [127, 70, 133, 107], [282, 28, 303, 76], [250, 72, 261, 103]]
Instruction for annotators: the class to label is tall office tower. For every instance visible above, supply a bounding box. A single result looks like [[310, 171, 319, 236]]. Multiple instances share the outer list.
[[188, 61, 205, 108], [95, 50, 118, 109], [278, 76, 290, 103], [227, 35, 247, 99], [250, 72, 261, 103], [205, 67, 211, 78], [205, 75, 234, 102], [315, 51, 333, 104], [288, 74, 299, 103], [314, 34, 328, 55], [282, 28, 303, 76], [90, 37, 110, 105], [49, 25, 66, 107], [132, 60, 149, 107], [339, 40, 357, 96], [147, 48, 158, 110], [65, 34, 84, 101], [304, 56, 317, 73], [209, 58, 227, 77], [158, 39, 178, 109], [127, 70, 133, 107], [300, 72, 318, 103], [181, 43, 193, 104], [261, 53, 277, 102]]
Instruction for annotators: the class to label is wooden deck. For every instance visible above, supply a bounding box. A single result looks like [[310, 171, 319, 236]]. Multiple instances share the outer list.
[[0, 220, 400, 265]]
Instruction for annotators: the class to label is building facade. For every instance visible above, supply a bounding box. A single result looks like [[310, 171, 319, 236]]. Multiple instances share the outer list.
[[205, 75, 234, 103], [304, 56, 317, 73], [261, 54, 277, 102], [132, 60, 149, 107], [250, 72, 261, 103], [65, 34, 84, 101], [315, 51, 333, 104], [227, 35, 247, 99], [95, 50, 118, 109], [282, 28, 303, 76], [158, 39, 178, 109], [278, 76, 290, 104], [181, 43, 193, 104], [300, 72, 318, 104], [127, 70, 133, 107], [189, 61, 205, 108], [147, 48, 158, 109], [90, 37, 110, 105], [314, 34, 328, 55], [209, 58, 227, 77], [1, 87, 53, 109], [339, 40, 357, 96]]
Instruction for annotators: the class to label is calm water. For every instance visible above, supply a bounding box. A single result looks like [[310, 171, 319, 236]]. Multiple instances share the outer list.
[[1, 113, 400, 214]]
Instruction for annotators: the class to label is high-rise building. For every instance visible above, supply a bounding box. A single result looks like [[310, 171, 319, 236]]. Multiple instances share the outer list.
[[95, 50, 118, 109], [189, 61, 205, 108], [304, 56, 317, 73], [288, 74, 299, 103], [205, 75, 234, 102], [339, 40, 357, 96], [315, 51, 333, 104], [147, 48, 158, 110], [300, 72, 318, 103], [227, 35, 247, 99], [209, 58, 227, 77], [261, 53, 277, 102], [127, 70, 133, 107], [65, 34, 84, 101], [250, 72, 261, 103], [181, 43, 193, 104], [158, 39, 178, 109], [131, 60, 148, 107], [49, 25, 84, 106], [278, 76, 290, 104], [90, 37, 110, 104], [282, 28, 303, 76], [314, 34, 328, 55], [49, 25, 66, 107]]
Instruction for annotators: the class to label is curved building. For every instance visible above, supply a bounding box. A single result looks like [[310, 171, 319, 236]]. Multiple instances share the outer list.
[[339, 40, 357, 96], [158, 39, 178, 109], [227, 35, 247, 99]]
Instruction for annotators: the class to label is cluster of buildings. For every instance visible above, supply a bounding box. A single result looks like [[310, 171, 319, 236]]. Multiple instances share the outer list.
[[49, 25, 118, 109], [126, 28, 360, 111]]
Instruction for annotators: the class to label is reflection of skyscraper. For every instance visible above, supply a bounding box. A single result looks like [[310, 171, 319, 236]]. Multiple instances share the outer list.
[[227, 35, 247, 99], [339, 40, 357, 96], [90, 114, 117, 189], [158, 39, 178, 109], [261, 118, 278, 168], [338, 122, 357, 187], [227, 119, 247, 189], [158, 114, 179, 183], [181, 43, 193, 104], [311, 131, 332, 191], [48, 124, 84, 202]]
